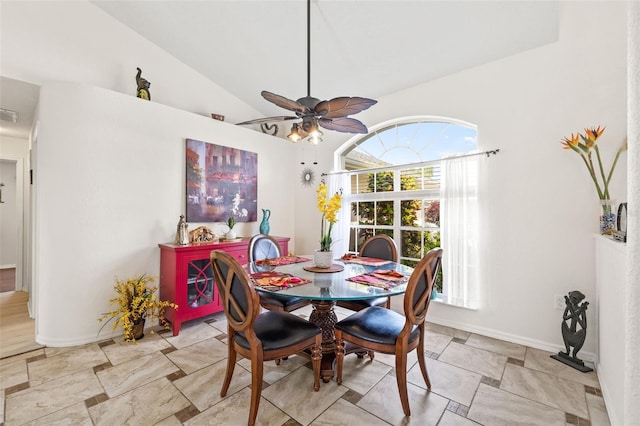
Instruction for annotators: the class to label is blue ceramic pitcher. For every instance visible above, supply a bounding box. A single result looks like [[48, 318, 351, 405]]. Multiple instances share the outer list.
[[260, 209, 271, 235]]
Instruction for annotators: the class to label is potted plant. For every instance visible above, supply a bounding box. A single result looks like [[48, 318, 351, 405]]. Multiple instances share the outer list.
[[315, 181, 342, 268], [560, 126, 627, 234], [98, 274, 177, 342], [225, 216, 237, 240]]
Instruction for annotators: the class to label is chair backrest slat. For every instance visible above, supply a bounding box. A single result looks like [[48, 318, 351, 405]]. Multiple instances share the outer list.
[[360, 234, 398, 262], [211, 250, 260, 333], [248, 234, 282, 262], [403, 247, 443, 326]]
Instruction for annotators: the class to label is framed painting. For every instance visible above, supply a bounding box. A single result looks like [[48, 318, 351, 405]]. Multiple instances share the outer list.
[[185, 138, 257, 223]]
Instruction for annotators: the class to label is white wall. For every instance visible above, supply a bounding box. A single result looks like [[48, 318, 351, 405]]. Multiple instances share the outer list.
[[0, 0, 262, 125], [295, 1, 628, 359], [624, 2, 640, 424], [422, 1, 626, 358], [34, 81, 296, 345], [1, 0, 287, 343]]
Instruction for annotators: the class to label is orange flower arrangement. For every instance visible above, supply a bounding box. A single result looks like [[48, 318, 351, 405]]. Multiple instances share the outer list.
[[561, 126, 627, 203]]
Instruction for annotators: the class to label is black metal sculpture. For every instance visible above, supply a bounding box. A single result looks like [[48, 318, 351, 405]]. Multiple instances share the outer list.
[[551, 290, 593, 372], [260, 123, 279, 136], [135, 67, 151, 100]]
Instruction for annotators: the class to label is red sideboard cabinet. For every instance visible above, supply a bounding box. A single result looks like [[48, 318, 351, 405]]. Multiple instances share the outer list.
[[158, 236, 290, 335]]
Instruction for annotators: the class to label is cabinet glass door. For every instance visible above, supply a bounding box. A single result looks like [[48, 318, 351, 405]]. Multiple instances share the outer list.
[[186, 259, 214, 308]]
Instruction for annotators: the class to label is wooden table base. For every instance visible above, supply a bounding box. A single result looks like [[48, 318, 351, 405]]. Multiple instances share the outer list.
[[308, 299, 337, 382], [307, 299, 371, 382]]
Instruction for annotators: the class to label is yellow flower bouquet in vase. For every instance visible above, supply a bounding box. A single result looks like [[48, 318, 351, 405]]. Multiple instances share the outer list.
[[561, 126, 627, 235], [315, 181, 342, 268]]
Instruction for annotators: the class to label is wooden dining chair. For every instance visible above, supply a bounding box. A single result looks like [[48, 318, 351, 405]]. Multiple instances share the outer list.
[[334, 247, 443, 416], [210, 250, 322, 426], [248, 234, 311, 312], [337, 234, 398, 311]]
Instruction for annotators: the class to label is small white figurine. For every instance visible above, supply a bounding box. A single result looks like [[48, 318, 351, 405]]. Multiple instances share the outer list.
[[174, 215, 189, 245]]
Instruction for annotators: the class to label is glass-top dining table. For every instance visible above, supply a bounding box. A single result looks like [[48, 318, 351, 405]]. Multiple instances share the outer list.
[[248, 255, 415, 382]]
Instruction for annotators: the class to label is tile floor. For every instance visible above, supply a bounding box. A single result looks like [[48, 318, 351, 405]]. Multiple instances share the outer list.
[[0, 305, 611, 425]]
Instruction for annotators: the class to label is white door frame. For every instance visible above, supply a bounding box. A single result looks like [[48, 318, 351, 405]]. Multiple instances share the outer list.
[[0, 156, 24, 292]]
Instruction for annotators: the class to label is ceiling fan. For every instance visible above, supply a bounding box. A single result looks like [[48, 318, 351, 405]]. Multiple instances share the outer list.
[[236, 0, 377, 144]]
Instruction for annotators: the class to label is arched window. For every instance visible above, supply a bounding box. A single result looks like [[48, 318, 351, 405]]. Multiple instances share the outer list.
[[339, 118, 477, 168], [337, 117, 477, 298]]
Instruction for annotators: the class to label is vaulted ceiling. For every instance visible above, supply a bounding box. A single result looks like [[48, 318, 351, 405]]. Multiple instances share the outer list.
[[91, 0, 559, 120], [1, 1, 559, 138]]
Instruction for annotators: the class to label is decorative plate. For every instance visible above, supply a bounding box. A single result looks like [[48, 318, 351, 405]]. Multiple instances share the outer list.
[[617, 202, 627, 233], [301, 168, 315, 186]]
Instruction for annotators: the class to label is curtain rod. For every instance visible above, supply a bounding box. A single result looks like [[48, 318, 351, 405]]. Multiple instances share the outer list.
[[322, 148, 499, 176]]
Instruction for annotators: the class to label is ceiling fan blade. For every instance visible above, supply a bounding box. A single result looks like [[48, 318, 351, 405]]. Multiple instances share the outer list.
[[314, 97, 377, 119], [236, 116, 298, 126], [262, 91, 309, 114], [319, 117, 369, 134]]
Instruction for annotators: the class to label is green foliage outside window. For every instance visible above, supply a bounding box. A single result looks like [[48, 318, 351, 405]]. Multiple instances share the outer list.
[[351, 170, 443, 292], [377, 201, 394, 225], [426, 200, 440, 226], [357, 201, 374, 225], [374, 171, 394, 192]]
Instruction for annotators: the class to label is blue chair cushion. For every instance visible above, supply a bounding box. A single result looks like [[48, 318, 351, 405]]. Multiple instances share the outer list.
[[335, 306, 419, 346], [234, 311, 321, 351]]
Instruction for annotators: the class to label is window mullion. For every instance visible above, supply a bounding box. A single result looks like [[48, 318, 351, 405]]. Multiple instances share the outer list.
[[393, 199, 400, 252]]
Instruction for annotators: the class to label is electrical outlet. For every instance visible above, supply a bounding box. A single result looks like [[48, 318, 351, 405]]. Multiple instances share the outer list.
[[554, 295, 565, 310]]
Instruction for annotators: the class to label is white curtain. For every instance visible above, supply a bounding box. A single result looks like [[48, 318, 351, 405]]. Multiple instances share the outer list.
[[327, 172, 350, 256], [441, 153, 480, 309]]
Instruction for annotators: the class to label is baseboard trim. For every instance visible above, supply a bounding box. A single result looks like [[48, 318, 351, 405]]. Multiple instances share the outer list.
[[427, 316, 597, 364]]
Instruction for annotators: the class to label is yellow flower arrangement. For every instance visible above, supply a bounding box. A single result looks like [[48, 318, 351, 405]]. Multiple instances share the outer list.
[[316, 181, 343, 251], [98, 274, 177, 342], [561, 125, 627, 204]]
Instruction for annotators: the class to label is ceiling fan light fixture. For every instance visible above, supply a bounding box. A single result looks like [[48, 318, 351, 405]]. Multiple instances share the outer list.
[[304, 118, 322, 139], [236, 0, 377, 141], [308, 127, 322, 145], [288, 123, 302, 142], [309, 135, 322, 146], [309, 124, 322, 139]]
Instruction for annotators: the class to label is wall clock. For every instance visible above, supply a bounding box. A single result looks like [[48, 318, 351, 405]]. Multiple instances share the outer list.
[[301, 168, 315, 186]]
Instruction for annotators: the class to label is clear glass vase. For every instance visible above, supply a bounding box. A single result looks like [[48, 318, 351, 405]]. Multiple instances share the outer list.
[[599, 199, 616, 235]]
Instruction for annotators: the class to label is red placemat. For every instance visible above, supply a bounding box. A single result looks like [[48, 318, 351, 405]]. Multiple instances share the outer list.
[[347, 270, 408, 290], [340, 255, 392, 266], [250, 271, 311, 291], [256, 256, 311, 266]]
